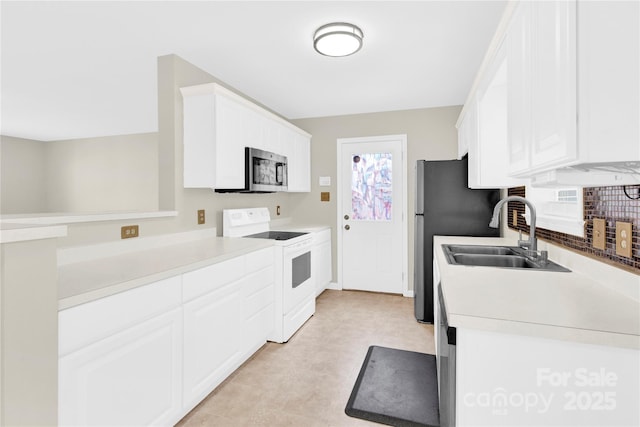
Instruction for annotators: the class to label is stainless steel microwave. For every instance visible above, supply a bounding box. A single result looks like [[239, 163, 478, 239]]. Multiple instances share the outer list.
[[216, 147, 288, 193]]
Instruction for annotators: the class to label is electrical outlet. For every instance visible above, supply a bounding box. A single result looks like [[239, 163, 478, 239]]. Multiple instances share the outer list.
[[592, 218, 606, 250], [615, 221, 632, 258], [121, 225, 139, 239], [321, 192, 330, 202], [197, 209, 205, 225], [512, 210, 518, 227]]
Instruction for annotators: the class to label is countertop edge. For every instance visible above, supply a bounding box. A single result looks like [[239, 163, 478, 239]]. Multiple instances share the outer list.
[[0, 223, 68, 243], [450, 313, 640, 350]]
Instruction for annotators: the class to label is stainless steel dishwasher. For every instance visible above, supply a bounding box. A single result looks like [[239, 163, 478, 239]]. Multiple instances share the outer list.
[[437, 284, 456, 426]]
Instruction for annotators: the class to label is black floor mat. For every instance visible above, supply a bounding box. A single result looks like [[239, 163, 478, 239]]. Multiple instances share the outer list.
[[345, 345, 440, 427]]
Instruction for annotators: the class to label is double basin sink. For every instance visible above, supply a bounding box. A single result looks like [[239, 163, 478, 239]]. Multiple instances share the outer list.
[[442, 244, 570, 272]]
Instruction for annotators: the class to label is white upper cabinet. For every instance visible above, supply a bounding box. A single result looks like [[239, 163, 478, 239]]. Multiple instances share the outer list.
[[288, 132, 311, 192], [575, 1, 639, 165], [507, 0, 640, 185], [466, 38, 527, 189], [506, 1, 532, 176], [508, 0, 577, 176], [530, 0, 577, 171], [180, 83, 312, 192], [456, 97, 475, 161], [181, 84, 246, 190], [463, 0, 639, 188], [457, 15, 527, 189], [214, 92, 252, 189]]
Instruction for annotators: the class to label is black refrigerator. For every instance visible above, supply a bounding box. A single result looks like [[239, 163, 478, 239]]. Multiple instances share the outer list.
[[414, 156, 500, 323]]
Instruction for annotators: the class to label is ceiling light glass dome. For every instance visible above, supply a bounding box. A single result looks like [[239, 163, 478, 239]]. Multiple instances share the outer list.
[[313, 22, 364, 57]]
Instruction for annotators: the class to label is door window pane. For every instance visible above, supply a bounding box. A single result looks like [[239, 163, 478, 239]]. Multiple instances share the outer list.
[[351, 153, 392, 221]]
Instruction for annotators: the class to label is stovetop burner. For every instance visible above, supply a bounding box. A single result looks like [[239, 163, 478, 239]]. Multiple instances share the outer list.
[[246, 231, 308, 241]]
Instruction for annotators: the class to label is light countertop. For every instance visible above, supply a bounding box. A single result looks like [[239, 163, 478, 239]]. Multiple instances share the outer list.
[[0, 221, 67, 243], [269, 222, 331, 234], [434, 236, 640, 349], [58, 236, 274, 310]]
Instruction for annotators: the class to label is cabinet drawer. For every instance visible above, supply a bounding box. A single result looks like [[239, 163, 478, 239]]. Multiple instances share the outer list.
[[59, 275, 182, 356], [245, 247, 274, 273], [182, 256, 245, 302], [244, 266, 274, 296], [312, 229, 331, 244], [244, 302, 274, 350], [244, 278, 274, 319]]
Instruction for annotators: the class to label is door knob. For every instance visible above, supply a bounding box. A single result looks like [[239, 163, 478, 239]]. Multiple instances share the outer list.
[[344, 214, 349, 220], [344, 225, 350, 230]]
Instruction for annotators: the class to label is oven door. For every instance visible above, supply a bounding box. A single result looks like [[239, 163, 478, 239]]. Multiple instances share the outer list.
[[283, 238, 314, 314]]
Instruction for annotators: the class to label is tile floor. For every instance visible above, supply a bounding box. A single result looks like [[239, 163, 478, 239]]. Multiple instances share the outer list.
[[177, 289, 434, 426]]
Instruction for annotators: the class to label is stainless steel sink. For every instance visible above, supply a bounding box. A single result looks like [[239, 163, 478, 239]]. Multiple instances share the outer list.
[[442, 244, 570, 272], [452, 253, 537, 268], [445, 245, 518, 256]]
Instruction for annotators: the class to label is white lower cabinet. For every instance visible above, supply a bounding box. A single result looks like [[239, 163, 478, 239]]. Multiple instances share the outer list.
[[182, 247, 274, 413], [312, 228, 332, 296], [242, 262, 275, 353], [182, 279, 243, 411], [58, 277, 184, 427], [59, 247, 275, 426], [456, 328, 639, 426]]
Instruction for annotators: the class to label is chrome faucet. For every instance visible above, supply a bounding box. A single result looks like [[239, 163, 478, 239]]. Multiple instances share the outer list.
[[489, 196, 537, 253]]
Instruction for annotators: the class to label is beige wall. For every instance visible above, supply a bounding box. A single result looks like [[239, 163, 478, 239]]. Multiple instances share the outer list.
[[1, 133, 158, 214], [0, 135, 47, 214], [291, 106, 462, 290], [1, 238, 59, 426], [45, 133, 159, 213]]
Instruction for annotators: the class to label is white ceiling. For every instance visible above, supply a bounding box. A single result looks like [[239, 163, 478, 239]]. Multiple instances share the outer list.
[[1, 1, 506, 141]]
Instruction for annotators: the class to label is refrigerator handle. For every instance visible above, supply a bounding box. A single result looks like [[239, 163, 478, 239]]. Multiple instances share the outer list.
[[415, 160, 425, 214]]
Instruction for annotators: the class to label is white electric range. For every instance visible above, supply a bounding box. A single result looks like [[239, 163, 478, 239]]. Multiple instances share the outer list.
[[223, 208, 315, 343]]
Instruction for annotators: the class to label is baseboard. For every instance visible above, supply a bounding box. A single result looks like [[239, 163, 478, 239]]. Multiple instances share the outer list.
[[403, 290, 414, 298], [326, 282, 341, 290]]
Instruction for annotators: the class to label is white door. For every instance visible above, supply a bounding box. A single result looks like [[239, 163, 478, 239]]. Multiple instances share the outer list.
[[338, 135, 407, 294]]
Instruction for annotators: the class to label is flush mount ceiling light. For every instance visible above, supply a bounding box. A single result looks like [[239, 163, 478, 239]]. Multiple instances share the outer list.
[[313, 22, 364, 57]]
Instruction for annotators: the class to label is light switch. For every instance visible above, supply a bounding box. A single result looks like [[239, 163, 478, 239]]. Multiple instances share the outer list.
[[592, 218, 605, 250], [319, 176, 331, 186]]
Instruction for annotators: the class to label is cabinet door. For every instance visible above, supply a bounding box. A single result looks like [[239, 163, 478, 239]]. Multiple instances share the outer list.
[[507, 1, 533, 176], [312, 231, 332, 296], [182, 279, 243, 410], [215, 94, 249, 189], [461, 99, 480, 186], [243, 106, 264, 151], [262, 118, 284, 155], [59, 308, 183, 427], [456, 114, 471, 160], [182, 92, 216, 189], [469, 40, 526, 189], [242, 267, 275, 354], [577, 0, 640, 163], [288, 133, 311, 192], [530, 0, 577, 170]]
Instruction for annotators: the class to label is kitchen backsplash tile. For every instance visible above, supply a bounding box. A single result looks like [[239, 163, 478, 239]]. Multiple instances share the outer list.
[[508, 185, 640, 273]]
